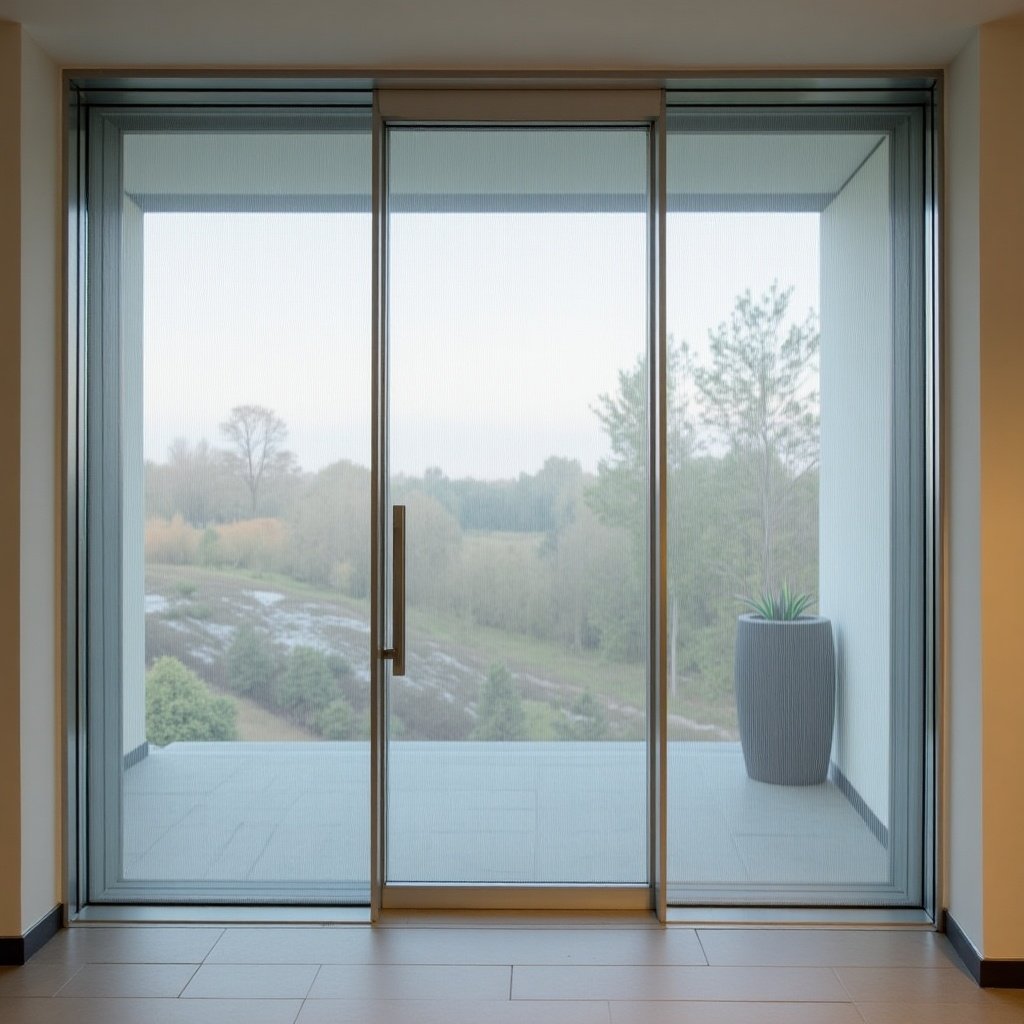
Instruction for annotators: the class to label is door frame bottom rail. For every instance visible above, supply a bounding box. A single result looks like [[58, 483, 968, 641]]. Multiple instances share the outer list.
[[380, 885, 652, 912]]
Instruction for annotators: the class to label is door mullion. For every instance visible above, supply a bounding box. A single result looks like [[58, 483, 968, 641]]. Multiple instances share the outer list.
[[370, 92, 387, 921], [650, 96, 669, 923]]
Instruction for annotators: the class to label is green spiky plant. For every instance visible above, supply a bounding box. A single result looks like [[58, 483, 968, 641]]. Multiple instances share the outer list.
[[739, 582, 814, 621]]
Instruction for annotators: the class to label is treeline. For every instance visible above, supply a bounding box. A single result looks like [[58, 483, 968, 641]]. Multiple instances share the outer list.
[[145, 448, 817, 708], [146, 459, 371, 596]]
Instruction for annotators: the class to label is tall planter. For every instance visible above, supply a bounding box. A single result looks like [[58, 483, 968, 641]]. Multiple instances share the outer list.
[[734, 614, 836, 785]]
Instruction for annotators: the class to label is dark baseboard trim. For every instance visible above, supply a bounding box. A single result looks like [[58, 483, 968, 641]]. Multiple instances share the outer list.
[[945, 911, 1024, 988], [0, 905, 63, 965], [829, 761, 888, 849], [124, 740, 149, 770]]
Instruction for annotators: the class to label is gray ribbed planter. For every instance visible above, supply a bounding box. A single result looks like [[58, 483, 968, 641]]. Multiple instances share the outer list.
[[734, 614, 836, 786]]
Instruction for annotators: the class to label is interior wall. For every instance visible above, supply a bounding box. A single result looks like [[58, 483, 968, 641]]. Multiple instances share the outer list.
[[0, 19, 25, 937], [819, 141, 892, 827], [945, 31, 983, 953], [18, 26, 61, 933], [977, 15, 1024, 961]]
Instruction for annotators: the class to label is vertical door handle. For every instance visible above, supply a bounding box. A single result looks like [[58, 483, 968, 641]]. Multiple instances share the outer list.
[[384, 504, 406, 676]]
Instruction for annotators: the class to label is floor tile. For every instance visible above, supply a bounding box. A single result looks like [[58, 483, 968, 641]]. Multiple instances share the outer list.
[[0, 964, 83, 997], [511, 965, 849, 1001], [210, 925, 704, 967], [731, 832, 886, 885], [697, 929, 959, 967], [30, 927, 224, 965], [181, 964, 319, 999], [55, 963, 198, 997], [0, 997, 302, 1024], [835, 966, 994, 1002], [856, 994, 1024, 1023], [307, 964, 512, 1000], [298, 998, 611, 1023], [610, 1002, 865, 1023], [206, 927, 390, 964], [448, 927, 703, 966], [119, 741, 884, 887]]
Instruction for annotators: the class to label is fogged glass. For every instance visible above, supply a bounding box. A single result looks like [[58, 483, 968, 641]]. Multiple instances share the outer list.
[[119, 127, 371, 899], [386, 128, 650, 884], [665, 125, 908, 902]]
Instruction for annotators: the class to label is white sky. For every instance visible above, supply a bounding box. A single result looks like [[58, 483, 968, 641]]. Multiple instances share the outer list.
[[143, 209, 818, 478]]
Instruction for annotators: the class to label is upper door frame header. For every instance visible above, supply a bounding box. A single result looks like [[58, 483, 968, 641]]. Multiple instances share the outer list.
[[67, 73, 938, 110], [377, 88, 662, 122]]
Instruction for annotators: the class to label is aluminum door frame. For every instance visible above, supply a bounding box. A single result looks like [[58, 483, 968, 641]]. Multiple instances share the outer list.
[[370, 88, 669, 920]]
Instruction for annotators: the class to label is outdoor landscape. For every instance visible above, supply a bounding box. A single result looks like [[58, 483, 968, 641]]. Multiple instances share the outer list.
[[142, 283, 821, 747]]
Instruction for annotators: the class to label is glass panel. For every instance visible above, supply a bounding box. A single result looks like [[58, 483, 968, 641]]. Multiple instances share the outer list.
[[107, 121, 372, 901], [386, 127, 650, 885], [665, 117, 923, 904]]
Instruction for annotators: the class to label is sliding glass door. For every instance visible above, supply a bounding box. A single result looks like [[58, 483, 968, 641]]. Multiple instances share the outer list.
[[663, 110, 927, 906], [76, 83, 933, 914], [85, 111, 373, 903]]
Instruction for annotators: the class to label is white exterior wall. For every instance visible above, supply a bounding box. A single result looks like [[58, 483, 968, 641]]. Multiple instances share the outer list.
[[819, 141, 892, 828]]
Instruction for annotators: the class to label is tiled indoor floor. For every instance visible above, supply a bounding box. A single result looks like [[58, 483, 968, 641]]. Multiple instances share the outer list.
[[2, 920, 1023, 1023]]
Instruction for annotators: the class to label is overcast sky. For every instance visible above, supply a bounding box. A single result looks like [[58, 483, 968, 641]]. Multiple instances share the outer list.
[[143, 209, 818, 478]]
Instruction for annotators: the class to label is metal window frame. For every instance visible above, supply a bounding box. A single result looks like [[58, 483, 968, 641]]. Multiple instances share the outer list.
[[63, 74, 939, 927], [74, 101, 376, 908], [660, 101, 936, 912]]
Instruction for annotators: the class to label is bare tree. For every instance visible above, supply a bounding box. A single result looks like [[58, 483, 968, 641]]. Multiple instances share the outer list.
[[165, 437, 220, 526], [219, 404, 296, 516]]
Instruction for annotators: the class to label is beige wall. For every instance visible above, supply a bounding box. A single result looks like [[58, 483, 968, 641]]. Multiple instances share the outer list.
[[2, 13, 1024, 962], [19, 27, 61, 934], [946, 31, 984, 951], [0, 19, 25, 938], [944, 13, 1024, 962], [977, 15, 1024, 962], [0, 20, 61, 939]]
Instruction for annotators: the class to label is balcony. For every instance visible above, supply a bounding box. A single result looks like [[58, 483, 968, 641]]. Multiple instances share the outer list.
[[123, 739, 886, 897]]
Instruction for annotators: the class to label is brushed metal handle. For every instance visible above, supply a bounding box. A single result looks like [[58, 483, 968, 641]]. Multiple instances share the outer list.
[[383, 504, 406, 676]]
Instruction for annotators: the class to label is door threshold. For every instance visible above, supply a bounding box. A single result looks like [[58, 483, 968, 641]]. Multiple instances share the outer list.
[[70, 905, 372, 925], [69, 903, 934, 929], [667, 906, 936, 928]]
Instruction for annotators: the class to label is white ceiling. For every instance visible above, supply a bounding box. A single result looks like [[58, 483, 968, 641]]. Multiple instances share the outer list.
[[121, 128, 883, 206], [1, 0, 1022, 69]]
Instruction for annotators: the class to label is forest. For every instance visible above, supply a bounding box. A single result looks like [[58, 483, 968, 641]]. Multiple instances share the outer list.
[[142, 283, 821, 743]]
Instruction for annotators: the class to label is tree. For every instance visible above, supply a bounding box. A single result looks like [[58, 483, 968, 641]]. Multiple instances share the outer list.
[[317, 697, 357, 740], [165, 437, 222, 525], [146, 656, 238, 746], [287, 460, 371, 594], [693, 282, 819, 593], [225, 624, 280, 700], [391, 488, 462, 613], [219, 404, 297, 516], [275, 646, 336, 726], [589, 339, 695, 691], [555, 691, 609, 741], [472, 663, 527, 741]]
